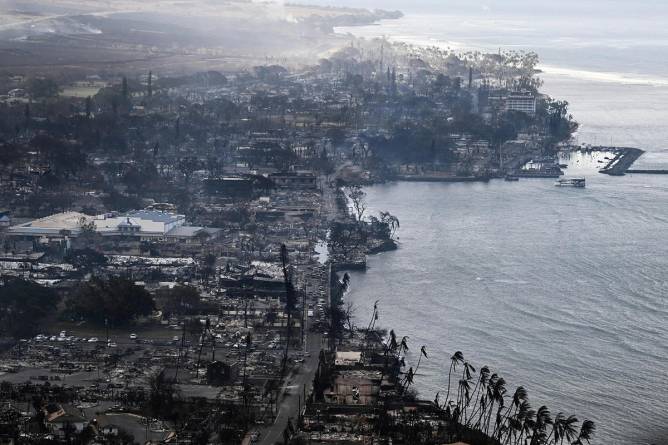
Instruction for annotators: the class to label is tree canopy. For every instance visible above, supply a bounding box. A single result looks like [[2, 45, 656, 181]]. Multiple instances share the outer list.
[[0, 279, 61, 339], [67, 277, 155, 325], [154, 285, 204, 317]]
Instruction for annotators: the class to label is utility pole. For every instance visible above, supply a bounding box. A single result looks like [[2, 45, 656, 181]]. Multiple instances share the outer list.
[[302, 283, 306, 350], [175, 322, 186, 382]]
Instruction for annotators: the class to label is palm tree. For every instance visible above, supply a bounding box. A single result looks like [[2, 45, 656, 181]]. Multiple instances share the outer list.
[[403, 345, 427, 393], [485, 376, 506, 436], [445, 351, 464, 405], [529, 405, 553, 445], [462, 361, 476, 381], [560, 415, 579, 445], [466, 365, 490, 426], [414, 346, 428, 375], [501, 399, 530, 445], [364, 300, 380, 352], [384, 330, 398, 356], [547, 412, 566, 445], [379, 330, 397, 388], [398, 336, 410, 356], [571, 420, 596, 445], [365, 300, 379, 332], [474, 372, 498, 431], [456, 378, 472, 422], [516, 405, 536, 445], [402, 366, 414, 391], [495, 386, 527, 439], [459, 361, 476, 423]]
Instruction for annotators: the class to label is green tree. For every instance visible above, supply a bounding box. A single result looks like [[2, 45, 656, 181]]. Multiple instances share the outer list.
[[154, 285, 202, 317], [146, 371, 179, 420], [121, 76, 128, 99], [85, 96, 92, 118], [67, 277, 155, 325], [347, 185, 366, 222], [64, 248, 107, 273], [0, 279, 61, 339], [25, 77, 59, 99]]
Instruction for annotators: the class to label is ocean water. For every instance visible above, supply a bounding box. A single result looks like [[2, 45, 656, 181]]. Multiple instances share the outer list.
[[344, 155, 668, 445], [323, 2, 668, 444]]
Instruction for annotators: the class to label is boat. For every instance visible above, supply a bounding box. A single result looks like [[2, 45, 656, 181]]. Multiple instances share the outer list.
[[555, 177, 585, 188], [504, 174, 519, 181]]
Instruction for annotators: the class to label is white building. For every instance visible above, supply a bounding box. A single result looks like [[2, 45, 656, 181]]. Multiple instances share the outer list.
[[505, 92, 537, 116], [8, 210, 214, 242]]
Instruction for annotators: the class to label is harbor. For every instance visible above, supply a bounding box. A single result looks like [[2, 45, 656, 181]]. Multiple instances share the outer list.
[[597, 147, 645, 175]]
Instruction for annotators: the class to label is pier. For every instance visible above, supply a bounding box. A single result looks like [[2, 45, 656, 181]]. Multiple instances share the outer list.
[[598, 147, 645, 175]]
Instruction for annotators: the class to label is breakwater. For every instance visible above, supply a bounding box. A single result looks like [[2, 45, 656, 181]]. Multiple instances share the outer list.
[[626, 169, 668, 174], [598, 147, 645, 175]]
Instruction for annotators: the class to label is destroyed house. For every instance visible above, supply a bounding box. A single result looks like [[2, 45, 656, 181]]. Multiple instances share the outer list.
[[269, 171, 317, 189]]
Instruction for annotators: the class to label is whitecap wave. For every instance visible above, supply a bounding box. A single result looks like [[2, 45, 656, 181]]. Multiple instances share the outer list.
[[540, 64, 668, 87]]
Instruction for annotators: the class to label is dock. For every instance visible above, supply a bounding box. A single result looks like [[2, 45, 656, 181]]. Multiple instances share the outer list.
[[598, 147, 645, 176]]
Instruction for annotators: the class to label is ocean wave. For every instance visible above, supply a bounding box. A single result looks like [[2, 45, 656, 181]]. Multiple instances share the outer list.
[[540, 64, 668, 87]]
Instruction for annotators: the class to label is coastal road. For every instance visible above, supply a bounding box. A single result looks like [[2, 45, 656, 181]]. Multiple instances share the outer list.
[[257, 331, 323, 445]]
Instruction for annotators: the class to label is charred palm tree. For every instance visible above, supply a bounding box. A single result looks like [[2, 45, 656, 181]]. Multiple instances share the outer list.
[[385, 330, 398, 356], [398, 336, 410, 357], [402, 366, 415, 391], [379, 330, 398, 388], [445, 351, 464, 406], [366, 300, 379, 332], [414, 346, 428, 375], [402, 345, 427, 393], [364, 300, 380, 352]]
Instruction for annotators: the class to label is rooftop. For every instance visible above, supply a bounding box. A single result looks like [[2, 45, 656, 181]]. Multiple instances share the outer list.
[[126, 210, 185, 223]]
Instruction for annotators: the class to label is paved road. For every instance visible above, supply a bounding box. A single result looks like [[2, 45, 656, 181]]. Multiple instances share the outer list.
[[258, 331, 323, 445]]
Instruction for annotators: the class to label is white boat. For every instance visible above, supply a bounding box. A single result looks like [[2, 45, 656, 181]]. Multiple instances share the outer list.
[[555, 177, 585, 188]]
